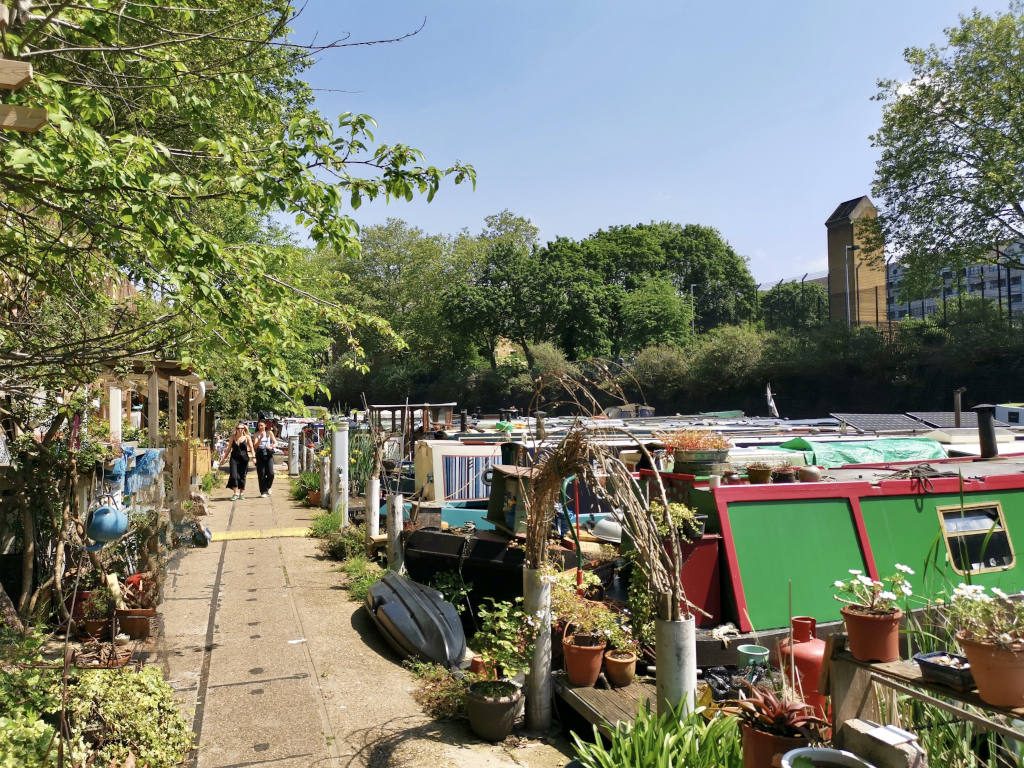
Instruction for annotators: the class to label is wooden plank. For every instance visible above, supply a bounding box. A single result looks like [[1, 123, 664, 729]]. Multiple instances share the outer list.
[[871, 659, 1024, 718], [0, 104, 45, 132], [0, 60, 32, 90], [553, 671, 655, 737]]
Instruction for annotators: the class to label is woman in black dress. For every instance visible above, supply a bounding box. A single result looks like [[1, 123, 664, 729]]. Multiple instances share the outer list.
[[221, 423, 255, 500]]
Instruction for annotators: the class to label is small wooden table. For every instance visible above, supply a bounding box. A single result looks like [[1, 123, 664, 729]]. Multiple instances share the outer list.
[[552, 670, 656, 737]]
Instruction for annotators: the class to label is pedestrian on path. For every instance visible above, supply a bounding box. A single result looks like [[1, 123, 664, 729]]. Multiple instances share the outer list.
[[253, 419, 277, 497], [221, 422, 255, 500]]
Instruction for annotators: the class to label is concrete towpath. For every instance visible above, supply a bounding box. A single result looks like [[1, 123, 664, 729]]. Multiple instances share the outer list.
[[158, 481, 573, 768]]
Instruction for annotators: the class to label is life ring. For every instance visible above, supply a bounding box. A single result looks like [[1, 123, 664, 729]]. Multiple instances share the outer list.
[[482, 468, 494, 485]]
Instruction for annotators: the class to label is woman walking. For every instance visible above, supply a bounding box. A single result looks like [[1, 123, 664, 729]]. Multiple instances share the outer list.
[[221, 423, 255, 501], [253, 420, 278, 497]]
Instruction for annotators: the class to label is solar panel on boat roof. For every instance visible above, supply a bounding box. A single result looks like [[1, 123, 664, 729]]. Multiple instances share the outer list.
[[830, 413, 928, 432], [905, 411, 1008, 428]]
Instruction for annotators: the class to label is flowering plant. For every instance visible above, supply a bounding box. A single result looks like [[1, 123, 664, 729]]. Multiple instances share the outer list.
[[473, 598, 536, 678], [833, 564, 914, 614], [946, 583, 1024, 649], [654, 429, 731, 452]]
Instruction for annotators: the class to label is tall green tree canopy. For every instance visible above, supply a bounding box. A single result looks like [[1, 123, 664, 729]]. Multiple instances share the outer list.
[[760, 281, 828, 331], [871, 4, 1024, 280], [0, 1, 472, 406]]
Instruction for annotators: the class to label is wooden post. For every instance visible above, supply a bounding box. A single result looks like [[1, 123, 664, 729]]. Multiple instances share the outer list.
[[829, 654, 881, 727], [288, 435, 299, 476], [167, 380, 178, 441], [108, 386, 122, 443], [386, 493, 404, 572], [320, 456, 331, 510], [331, 422, 349, 526], [367, 475, 381, 538]]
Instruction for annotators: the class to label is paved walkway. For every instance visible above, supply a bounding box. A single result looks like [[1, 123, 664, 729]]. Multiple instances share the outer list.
[[159, 482, 573, 768]]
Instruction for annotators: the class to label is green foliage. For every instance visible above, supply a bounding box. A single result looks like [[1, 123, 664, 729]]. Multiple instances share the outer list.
[[348, 432, 376, 495], [81, 587, 115, 620], [620, 277, 695, 350], [571, 704, 742, 768], [340, 555, 383, 603], [871, 4, 1024, 281], [63, 668, 193, 768], [307, 510, 343, 539], [320, 524, 367, 562], [472, 598, 536, 678], [291, 471, 321, 501], [201, 471, 219, 494], [428, 570, 473, 614], [760, 281, 828, 331], [627, 558, 657, 648], [402, 660, 481, 719]]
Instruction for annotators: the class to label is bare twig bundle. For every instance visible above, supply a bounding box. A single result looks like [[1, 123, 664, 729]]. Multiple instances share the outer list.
[[522, 426, 590, 568]]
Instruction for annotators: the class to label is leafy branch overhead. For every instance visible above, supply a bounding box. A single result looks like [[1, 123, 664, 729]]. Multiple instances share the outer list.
[[0, 1, 474, 399]]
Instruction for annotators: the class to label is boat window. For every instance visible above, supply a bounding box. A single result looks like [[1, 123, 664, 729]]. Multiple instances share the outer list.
[[936, 502, 1015, 575]]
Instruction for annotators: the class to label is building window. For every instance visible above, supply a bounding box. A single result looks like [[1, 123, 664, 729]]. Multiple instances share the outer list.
[[937, 502, 1015, 575], [1008, 411, 1021, 424]]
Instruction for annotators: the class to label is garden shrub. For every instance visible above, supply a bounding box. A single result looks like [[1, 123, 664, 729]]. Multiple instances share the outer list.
[[320, 522, 367, 561]]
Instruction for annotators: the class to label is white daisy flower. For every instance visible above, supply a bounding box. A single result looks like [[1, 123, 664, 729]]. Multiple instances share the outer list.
[[894, 563, 914, 575], [992, 587, 1008, 600], [878, 591, 897, 601], [834, 580, 846, 588], [857, 575, 874, 587], [849, 569, 862, 575], [900, 583, 913, 596]]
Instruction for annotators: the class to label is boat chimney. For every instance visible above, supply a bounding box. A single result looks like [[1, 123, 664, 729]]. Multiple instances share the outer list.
[[459, 410, 468, 432], [953, 387, 966, 428], [973, 404, 998, 459]]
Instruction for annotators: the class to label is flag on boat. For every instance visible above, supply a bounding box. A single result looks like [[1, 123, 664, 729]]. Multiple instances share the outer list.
[[766, 383, 779, 418]]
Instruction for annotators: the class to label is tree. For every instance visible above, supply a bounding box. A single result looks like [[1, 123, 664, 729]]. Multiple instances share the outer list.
[[871, 5, 1024, 280], [0, 2, 473, 403], [619, 277, 694, 350], [760, 281, 828, 330]]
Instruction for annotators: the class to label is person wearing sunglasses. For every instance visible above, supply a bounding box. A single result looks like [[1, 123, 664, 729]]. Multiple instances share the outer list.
[[221, 423, 255, 500], [253, 420, 278, 498]]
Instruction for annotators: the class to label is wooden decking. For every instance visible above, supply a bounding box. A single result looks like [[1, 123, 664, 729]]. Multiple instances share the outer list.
[[552, 670, 655, 737]]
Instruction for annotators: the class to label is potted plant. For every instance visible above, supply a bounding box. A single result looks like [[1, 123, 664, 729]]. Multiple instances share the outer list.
[[771, 465, 798, 483], [945, 583, 1024, 707], [650, 500, 705, 541], [728, 682, 827, 768], [833, 564, 913, 662], [746, 462, 774, 484], [552, 582, 620, 687], [81, 587, 114, 638], [654, 428, 732, 464], [466, 598, 534, 741], [603, 623, 640, 688]]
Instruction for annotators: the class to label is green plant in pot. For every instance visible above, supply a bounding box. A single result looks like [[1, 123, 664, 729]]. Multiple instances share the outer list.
[[554, 586, 619, 687], [945, 582, 1024, 707], [603, 620, 640, 688], [81, 587, 115, 638], [466, 598, 534, 741], [728, 682, 826, 768], [746, 462, 773, 484], [650, 500, 703, 540], [833, 564, 912, 662]]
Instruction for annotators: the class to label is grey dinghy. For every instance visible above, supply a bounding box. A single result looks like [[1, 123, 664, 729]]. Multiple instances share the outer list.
[[365, 571, 466, 669]]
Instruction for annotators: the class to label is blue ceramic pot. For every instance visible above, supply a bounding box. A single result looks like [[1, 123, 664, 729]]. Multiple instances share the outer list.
[[87, 503, 128, 543]]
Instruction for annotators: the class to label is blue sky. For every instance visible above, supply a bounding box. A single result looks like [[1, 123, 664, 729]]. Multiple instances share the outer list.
[[287, 1, 1009, 284]]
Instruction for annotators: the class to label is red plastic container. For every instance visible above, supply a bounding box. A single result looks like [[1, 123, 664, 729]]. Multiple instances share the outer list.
[[776, 616, 827, 718], [677, 535, 721, 628]]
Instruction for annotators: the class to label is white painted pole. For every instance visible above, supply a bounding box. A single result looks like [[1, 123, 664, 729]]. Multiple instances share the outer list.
[[386, 493, 404, 571], [655, 616, 698, 717], [147, 368, 160, 447], [108, 386, 122, 443], [523, 568, 552, 732], [320, 456, 330, 510], [332, 422, 349, 526], [366, 475, 381, 538], [288, 435, 299, 476]]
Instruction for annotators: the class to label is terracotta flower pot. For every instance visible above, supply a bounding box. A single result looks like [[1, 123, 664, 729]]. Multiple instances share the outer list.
[[562, 626, 607, 687], [465, 680, 521, 741], [742, 723, 808, 768], [82, 618, 111, 639], [603, 650, 637, 688], [116, 607, 156, 639], [307, 490, 321, 506], [957, 633, 1024, 708], [747, 467, 773, 484], [841, 607, 902, 663]]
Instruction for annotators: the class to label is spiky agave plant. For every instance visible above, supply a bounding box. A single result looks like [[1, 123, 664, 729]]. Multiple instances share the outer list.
[[728, 682, 827, 739]]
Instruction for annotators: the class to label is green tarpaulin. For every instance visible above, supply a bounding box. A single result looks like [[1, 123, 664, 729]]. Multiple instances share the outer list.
[[773, 437, 947, 469]]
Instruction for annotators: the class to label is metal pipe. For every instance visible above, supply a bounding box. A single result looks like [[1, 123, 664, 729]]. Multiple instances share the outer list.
[[953, 388, 966, 428], [973, 404, 998, 459]]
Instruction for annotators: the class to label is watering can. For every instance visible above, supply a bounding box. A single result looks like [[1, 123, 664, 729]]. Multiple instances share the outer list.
[[86, 497, 128, 548]]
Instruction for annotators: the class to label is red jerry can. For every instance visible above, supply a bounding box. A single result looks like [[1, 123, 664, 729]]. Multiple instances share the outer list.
[[776, 616, 827, 719]]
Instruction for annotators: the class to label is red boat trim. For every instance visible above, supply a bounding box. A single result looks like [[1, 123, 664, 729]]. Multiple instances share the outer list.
[[847, 495, 879, 581], [713, 490, 752, 632]]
